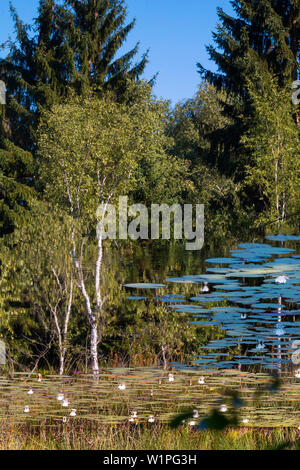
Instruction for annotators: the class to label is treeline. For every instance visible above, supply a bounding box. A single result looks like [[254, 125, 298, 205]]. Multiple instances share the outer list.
[[0, 0, 299, 374]]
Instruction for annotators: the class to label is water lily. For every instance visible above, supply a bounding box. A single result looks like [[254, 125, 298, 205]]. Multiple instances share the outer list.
[[70, 409, 76, 417], [295, 369, 300, 379], [220, 404, 227, 413], [198, 376, 205, 385], [255, 342, 265, 351], [27, 389, 34, 395], [148, 415, 155, 423], [168, 373, 174, 382], [118, 383, 126, 390], [242, 418, 249, 424], [24, 406, 30, 413], [57, 393, 64, 401], [193, 409, 199, 418], [275, 275, 289, 284], [275, 324, 285, 336], [201, 282, 209, 293], [188, 420, 196, 426], [62, 399, 69, 407]]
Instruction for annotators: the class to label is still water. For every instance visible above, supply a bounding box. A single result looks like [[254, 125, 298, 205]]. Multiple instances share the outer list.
[[1, 235, 300, 427], [125, 235, 300, 374]]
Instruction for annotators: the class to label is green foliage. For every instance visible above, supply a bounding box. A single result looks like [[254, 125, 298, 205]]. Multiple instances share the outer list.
[[0, 0, 147, 150], [37, 83, 189, 217], [62, 0, 148, 92], [198, 0, 300, 176], [166, 83, 252, 238], [0, 0, 148, 239], [167, 82, 233, 171], [242, 74, 300, 228], [0, 135, 35, 236]]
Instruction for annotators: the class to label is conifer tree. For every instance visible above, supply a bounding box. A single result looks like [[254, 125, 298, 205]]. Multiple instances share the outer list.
[[0, 0, 68, 235], [0, 0, 148, 151], [62, 0, 148, 94], [199, 0, 299, 95], [0, 131, 34, 236], [0, 0, 78, 151], [0, 0, 147, 235], [197, 0, 300, 176]]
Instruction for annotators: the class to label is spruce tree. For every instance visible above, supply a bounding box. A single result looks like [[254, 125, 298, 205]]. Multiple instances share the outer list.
[[0, 0, 68, 235], [0, 0, 77, 151], [0, 0, 147, 235], [0, 131, 34, 237], [197, 0, 300, 176], [61, 0, 148, 94], [199, 0, 299, 94], [0, 0, 148, 150]]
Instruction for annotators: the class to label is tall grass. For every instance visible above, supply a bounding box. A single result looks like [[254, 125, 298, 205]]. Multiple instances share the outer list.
[[0, 422, 299, 450]]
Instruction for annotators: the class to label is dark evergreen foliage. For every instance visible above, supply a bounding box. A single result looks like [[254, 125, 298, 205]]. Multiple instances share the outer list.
[[0, 0, 147, 236], [197, 0, 300, 176]]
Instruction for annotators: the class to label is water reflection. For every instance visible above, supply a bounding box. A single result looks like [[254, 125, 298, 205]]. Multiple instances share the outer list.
[[125, 237, 300, 374]]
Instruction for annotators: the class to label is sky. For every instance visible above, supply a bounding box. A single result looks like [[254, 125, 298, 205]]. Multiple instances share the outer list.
[[0, 0, 235, 104]]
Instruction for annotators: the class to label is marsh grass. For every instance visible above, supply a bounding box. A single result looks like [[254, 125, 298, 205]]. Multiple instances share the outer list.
[[1, 421, 300, 450]]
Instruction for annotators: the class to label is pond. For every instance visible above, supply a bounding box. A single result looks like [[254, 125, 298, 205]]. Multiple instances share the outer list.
[[1, 235, 300, 428], [125, 235, 300, 374]]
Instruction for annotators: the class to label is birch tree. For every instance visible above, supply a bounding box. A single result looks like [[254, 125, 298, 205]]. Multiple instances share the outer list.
[[37, 85, 170, 373], [13, 202, 75, 375], [242, 74, 300, 228]]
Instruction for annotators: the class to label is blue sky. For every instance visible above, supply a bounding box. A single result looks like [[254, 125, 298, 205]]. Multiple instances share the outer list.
[[0, 0, 234, 104]]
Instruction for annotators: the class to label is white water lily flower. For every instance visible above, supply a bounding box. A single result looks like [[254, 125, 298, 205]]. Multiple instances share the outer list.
[[27, 389, 34, 395], [118, 383, 126, 390], [148, 415, 155, 423], [220, 404, 227, 413], [128, 411, 138, 423], [193, 409, 199, 419], [57, 393, 64, 401], [198, 377, 205, 385], [242, 418, 249, 424], [70, 409, 76, 417], [24, 406, 30, 413], [275, 275, 289, 284], [188, 420, 196, 426], [62, 399, 69, 407], [168, 373, 174, 382], [201, 282, 209, 293], [275, 324, 285, 336]]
